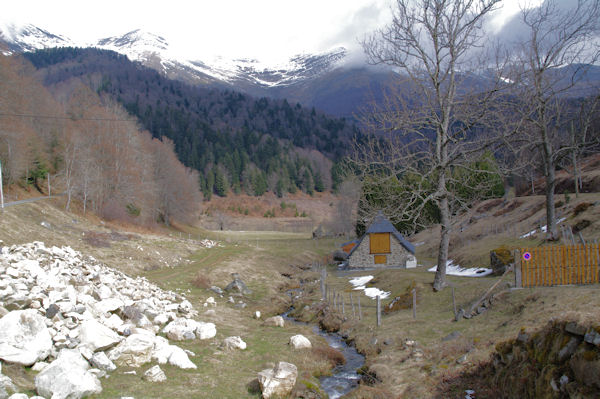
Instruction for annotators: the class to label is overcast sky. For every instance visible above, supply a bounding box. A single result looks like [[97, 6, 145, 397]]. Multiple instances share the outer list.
[[3, 0, 523, 63]]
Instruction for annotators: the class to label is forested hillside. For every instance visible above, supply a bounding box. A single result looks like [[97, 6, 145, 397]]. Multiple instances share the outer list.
[[0, 54, 200, 225], [24, 47, 360, 198]]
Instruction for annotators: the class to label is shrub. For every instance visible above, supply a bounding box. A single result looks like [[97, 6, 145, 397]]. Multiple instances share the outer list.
[[191, 273, 211, 289], [573, 202, 592, 216], [126, 203, 141, 217]]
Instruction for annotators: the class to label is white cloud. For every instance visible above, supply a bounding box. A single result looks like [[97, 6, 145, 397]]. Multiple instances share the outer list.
[[2, 0, 548, 65], [2, 0, 391, 63]]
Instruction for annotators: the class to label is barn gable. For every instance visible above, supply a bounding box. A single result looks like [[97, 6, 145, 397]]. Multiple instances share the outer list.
[[348, 211, 416, 269]]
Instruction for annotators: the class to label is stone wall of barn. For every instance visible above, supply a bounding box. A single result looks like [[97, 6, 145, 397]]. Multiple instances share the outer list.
[[348, 234, 411, 268]]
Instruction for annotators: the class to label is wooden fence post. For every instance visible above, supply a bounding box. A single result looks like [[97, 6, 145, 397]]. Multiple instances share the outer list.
[[320, 268, 326, 301], [341, 294, 345, 315], [452, 286, 457, 318], [333, 289, 337, 309], [376, 295, 381, 327], [514, 249, 522, 288], [350, 292, 355, 318], [412, 289, 417, 319], [358, 296, 362, 320]]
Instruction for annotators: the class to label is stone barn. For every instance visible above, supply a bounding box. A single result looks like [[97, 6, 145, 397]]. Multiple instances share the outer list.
[[348, 211, 416, 269]]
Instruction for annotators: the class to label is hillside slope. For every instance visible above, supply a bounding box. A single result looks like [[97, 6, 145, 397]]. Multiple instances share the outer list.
[[23, 47, 360, 197]]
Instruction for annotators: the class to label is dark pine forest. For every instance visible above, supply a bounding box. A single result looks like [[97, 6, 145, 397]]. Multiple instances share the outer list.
[[25, 47, 360, 198]]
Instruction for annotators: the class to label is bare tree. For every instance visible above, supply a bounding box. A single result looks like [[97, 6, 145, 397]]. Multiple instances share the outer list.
[[329, 177, 361, 236], [358, 0, 504, 291], [563, 97, 600, 197], [505, 0, 600, 239]]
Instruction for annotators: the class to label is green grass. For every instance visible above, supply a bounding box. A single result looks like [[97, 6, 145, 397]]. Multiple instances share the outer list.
[[88, 235, 336, 399]]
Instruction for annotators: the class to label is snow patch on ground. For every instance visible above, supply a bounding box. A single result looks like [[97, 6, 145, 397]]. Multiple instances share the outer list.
[[520, 217, 566, 238], [348, 275, 390, 299], [428, 260, 492, 277]]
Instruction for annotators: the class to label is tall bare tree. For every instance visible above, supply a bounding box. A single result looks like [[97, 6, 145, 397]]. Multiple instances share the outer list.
[[504, 0, 600, 240], [358, 0, 504, 291]]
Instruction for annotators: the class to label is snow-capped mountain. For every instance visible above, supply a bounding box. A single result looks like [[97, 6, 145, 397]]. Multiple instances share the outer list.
[[0, 23, 348, 89], [93, 29, 348, 88], [0, 22, 75, 54], [1, 23, 391, 118]]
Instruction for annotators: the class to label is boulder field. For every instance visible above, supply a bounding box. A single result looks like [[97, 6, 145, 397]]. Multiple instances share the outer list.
[[0, 241, 215, 399]]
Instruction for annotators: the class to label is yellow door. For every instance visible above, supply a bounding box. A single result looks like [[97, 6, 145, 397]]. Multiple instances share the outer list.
[[374, 255, 387, 264]]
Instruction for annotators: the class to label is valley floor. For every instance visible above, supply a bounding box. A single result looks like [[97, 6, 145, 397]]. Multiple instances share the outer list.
[[1, 199, 600, 398]]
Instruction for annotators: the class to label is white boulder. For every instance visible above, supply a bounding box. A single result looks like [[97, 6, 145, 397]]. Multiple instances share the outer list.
[[162, 319, 198, 341], [196, 321, 216, 340], [0, 309, 52, 366], [0, 374, 17, 398], [166, 345, 197, 369], [264, 316, 284, 328], [222, 336, 247, 351], [289, 335, 312, 349], [78, 319, 121, 352], [107, 334, 155, 368], [90, 351, 117, 372], [257, 362, 298, 399], [35, 349, 102, 399], [143, 365, 166, 382]]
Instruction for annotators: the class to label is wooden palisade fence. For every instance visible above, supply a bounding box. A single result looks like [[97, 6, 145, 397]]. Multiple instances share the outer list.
[[515, 244, 600, 288]]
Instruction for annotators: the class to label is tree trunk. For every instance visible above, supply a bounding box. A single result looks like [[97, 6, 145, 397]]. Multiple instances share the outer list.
[[433, 195, 450, 291], [545, 165, 558, 240], [572, 150, 580, 198]]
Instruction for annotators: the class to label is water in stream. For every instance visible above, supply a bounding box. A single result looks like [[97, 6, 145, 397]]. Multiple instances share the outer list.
[[282, 310, 365, 399]]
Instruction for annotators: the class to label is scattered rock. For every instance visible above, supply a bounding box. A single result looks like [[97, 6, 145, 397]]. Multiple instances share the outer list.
[[31, 362, 50, 372], [0, 374, 17, 399], [35, 349, 102, 399], [90, 352, 117, 372], [163, 318, 198, 341], [565, 322, 587, 337], [222, 336, 247, 351], [205, 297, 216, 307], [107, 334, 155, 368], [225, 273, 252, 296], [257, 361, 298, 399], [210, 286, 224, 296], [254, 311, 261, 319], [79, 319, 122, 352], [442, 331, 462, 342], [289, 335, 311, 349], [584, 329, 600, 347], [45, 304, 60, 319], [0, 309, 52, 366], [167, 345, 197, 369], [195, 322, 217, 340], [143, 365, 166, 383], [490, 247, 514, 276], [264, 316, 284, 328]]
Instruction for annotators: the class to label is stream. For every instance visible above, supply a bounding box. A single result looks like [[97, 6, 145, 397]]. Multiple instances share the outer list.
[[282, 306, 365, 399]]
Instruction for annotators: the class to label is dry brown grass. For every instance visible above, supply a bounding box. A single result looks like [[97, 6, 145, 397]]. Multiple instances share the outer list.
[[311, 345, 346, 367], [191, 272, 212, 289]]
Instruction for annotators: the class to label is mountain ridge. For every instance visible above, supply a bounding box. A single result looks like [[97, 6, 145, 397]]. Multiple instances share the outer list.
[[0, 23, 387, 118]]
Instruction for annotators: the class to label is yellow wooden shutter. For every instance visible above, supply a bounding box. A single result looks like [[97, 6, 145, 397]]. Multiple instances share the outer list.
[[370, 233, 390, 254]]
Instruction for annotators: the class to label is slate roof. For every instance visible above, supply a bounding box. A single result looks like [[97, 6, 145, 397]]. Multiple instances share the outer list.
[[348, 211, 415, 256]]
